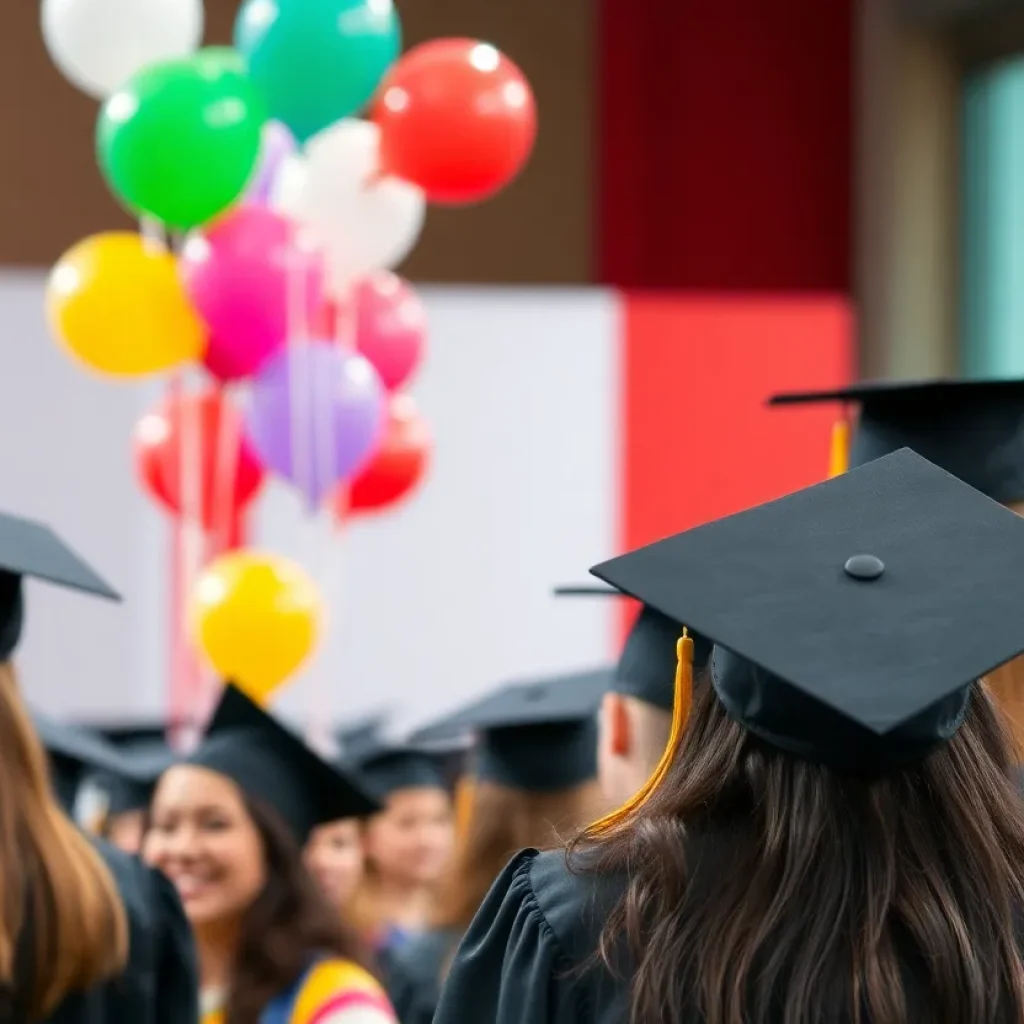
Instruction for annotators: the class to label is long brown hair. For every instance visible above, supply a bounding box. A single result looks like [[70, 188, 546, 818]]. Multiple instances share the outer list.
[[227, 796, 375, 1024], [433, 777, 599, 933], [0, 662, 128, 1017], [572, 677, 1024, 1024], [987, 656, 1024, 759]]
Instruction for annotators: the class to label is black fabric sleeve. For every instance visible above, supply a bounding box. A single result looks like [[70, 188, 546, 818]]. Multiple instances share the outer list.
[[150, 865, 199, 1024], [433, 850, 584, 1024]]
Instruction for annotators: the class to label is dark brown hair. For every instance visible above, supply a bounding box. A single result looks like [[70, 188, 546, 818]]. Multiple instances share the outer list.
[[226, 797, 375, 1024], [433, 777, 599, 933], [572, 678, 1024, 1024], [0, 662, 128, 1018]]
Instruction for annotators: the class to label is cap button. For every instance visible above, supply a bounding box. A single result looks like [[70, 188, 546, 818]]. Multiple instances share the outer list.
[[844, 554, 884, 581]]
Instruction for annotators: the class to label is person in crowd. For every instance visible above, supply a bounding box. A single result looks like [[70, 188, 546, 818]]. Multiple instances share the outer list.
[[555, 586, 710, 805], [0, 510, 197, 1022], [347, 742, 456, 955], [81, 725, 176, 855], [302, 716, 390, 914], [304, 816, 367, 916], [434, 449, 1024, 1023], [770, 378, 1024, 754], [386, 667, 607, 1024], [144, 682, 400, 1024]]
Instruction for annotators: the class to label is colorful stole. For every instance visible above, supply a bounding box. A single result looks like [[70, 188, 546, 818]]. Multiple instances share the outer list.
[[201, 959, 393, 1024]]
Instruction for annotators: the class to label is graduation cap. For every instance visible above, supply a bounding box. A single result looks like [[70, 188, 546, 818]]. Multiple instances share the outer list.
[[185, 683, 381, 842], [86, 725, 179, 819], [590, 448, 1024, 776], [352, 741, 454, 801], [411, 667, 609, 792], [553, 585, 710, 712], [769, 378, 1024, 504], [0, 512, 120, 661], [31, 713, 134, 812], [334, 712, 389, 762]]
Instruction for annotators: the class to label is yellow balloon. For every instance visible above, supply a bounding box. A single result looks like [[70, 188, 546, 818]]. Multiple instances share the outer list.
[[189, 550, 323, 703], [46, 232, 205, 377]]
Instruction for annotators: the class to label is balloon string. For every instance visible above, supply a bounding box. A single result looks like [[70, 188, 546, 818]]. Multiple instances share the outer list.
[[287, 248, 314, 515], [213, 380, 241, 554], [204, 378, 241, 721], [305, 281, 352, 751], [170, 227, 208, 735], [167, 370, 191, 748]]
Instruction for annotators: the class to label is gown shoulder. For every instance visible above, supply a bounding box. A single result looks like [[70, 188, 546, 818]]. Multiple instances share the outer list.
[[43, 840, 198, 1024], [433, 848, 629, 1024]]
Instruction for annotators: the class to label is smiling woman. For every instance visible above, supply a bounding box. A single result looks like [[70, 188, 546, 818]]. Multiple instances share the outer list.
[[143, 683, 397, 1024]]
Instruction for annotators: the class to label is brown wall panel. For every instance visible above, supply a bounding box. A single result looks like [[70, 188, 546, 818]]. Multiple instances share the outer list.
[[0, 0, 593, 283]]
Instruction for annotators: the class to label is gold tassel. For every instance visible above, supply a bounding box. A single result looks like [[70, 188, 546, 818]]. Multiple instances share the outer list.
[[828, 418, 850, 478], [453, 775, 475, 846], [589, 628, 694, 836]]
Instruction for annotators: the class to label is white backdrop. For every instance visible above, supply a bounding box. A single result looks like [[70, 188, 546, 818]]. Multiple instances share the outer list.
[[0, 274, 619, 729]]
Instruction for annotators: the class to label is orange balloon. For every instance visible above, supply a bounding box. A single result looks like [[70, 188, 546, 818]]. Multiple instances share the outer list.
[[47, 231, 205, 377]]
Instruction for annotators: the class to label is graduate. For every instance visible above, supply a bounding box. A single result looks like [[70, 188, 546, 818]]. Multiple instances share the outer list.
[[0, 509, 197, 1022], [434, 449, 1024, 1024], [143, 683, 398, 1024], [770, 378, 1024, 752], [347, 742, 456, 956], [302, 717, 389, 919], [555, 586, 711, 805], [31, 710, 136, 816], [386, 667, 607, 1024], [82, 724, 177, 855]]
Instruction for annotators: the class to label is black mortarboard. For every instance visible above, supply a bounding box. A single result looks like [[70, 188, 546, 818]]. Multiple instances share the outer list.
[[353, 741, 452, 800], [0, 512, 121, 661], [553, 585, 710, 712], [334, 713, 388, 762], [88, 726, 179, 818], [32, 713, 134, 812], [769, 378, 1024, 504], [411, 668, 609, 791], [590, 448, 1024, 776], [184, 683, 380, 841]]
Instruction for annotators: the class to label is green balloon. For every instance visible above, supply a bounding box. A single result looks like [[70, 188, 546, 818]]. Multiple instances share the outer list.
[[97, 48, 266, 230], [234, 0, 401, 144]]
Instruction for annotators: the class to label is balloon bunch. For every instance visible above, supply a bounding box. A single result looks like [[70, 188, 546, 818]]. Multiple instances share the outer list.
[[40, 0, 537, 703]]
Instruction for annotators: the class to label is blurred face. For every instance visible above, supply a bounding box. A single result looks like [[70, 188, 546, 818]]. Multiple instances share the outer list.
[[304, 818, 365, 908], [364, 787, 454, 888], [144, 765, 266, 929], [107, 810, 146, 856]]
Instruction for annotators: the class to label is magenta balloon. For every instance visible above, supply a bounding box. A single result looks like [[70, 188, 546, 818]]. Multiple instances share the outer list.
[[346, 271, 427, 391], [181, 206, 324, 381], [246, 341, 386, 505], [245, 120, 296, 205]]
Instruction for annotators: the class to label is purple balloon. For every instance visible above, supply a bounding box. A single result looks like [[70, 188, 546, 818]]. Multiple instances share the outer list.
[[245, 121, 296, 206], [247, 342, 386, 506]]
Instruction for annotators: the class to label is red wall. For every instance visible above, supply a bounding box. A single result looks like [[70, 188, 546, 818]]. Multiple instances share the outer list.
[[620, 295, 854, 555], [598, 0, 853, 292]]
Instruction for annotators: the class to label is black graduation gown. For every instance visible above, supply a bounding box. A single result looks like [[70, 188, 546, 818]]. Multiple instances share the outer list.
[[385, 927, 462, 1024], [433, 848, 626, 1023], [37, 841, 198, 1024], [433, 846, 989, 1024]]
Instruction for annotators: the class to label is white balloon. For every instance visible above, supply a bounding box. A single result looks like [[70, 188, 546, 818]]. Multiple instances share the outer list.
[[273, 119, 426, 294], [42, 0, 204, 99]]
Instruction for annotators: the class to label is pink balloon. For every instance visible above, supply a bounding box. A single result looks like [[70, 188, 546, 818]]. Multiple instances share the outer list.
[[343, 271, 427, 391], [181, 206, 324, 381]]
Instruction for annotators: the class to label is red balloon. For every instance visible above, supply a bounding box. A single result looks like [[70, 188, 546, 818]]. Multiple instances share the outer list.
[[134, 388, 265, 530], [374, 38, 537, 204], [344, 394, 431, 514]]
